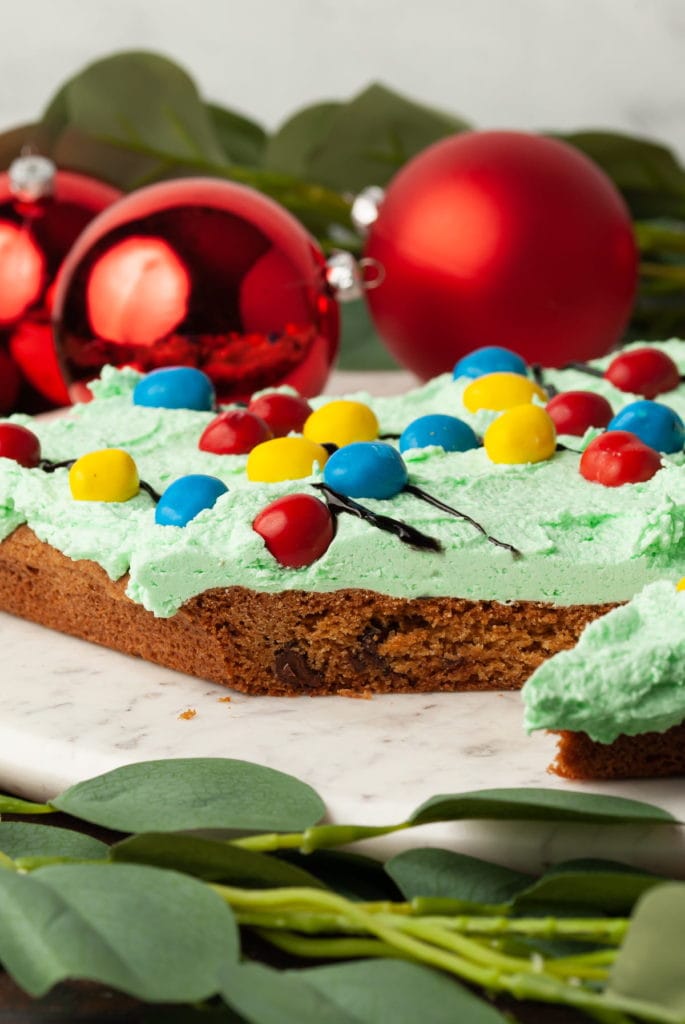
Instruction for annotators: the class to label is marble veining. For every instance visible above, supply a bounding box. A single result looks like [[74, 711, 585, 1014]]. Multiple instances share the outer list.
[[1, 611, 683, 877]]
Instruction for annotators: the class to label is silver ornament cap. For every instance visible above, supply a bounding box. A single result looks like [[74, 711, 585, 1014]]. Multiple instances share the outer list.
[[9, 154, 57, 202], [325, 250, 365, 302], [351, 186, 385, 236]]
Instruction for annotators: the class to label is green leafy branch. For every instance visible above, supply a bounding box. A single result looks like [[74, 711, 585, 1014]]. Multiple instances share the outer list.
[[0, 758, 684, 1022]]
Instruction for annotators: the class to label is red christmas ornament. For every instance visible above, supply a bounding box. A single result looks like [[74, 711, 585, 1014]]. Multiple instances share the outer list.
[[53, 179, 339, 403], [363, 131, 637, 378], [0, 156, 120, 407]]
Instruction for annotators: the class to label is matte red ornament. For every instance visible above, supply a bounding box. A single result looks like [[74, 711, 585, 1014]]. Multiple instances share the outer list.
[[364, 131, 637, 378], [0, 158, 120, 408], [53, 179, 339, 404]]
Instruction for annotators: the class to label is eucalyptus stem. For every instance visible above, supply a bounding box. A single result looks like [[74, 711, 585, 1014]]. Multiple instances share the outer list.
[[230, 821, 407, 854], [213, 884, 640, 1015], [0, 796, 55, 815]]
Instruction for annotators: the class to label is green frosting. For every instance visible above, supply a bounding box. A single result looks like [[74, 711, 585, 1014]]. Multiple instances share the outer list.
[[2, 341, 685, 619], [522, 580, 685, 742]]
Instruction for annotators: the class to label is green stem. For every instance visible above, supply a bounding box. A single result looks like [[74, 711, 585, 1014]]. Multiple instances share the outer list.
[[0, 796, 55, 815], [230, 822, 408, 854]]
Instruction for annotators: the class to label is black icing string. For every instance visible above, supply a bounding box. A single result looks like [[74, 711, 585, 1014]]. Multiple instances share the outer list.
[[312, 483, 443, 552], [564, 361, 604, 378], [530, 363, 558, 398], [403, 483, 522, 558]]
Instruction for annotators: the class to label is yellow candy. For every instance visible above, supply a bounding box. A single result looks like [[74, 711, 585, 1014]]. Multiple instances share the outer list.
[[246, 436, 329, 482], [676, 578, 685, 592], [484, 405, 557, 465], [463, 372, 547, 413], [69, 449, 140, 502], [303, 400, 378, 448]]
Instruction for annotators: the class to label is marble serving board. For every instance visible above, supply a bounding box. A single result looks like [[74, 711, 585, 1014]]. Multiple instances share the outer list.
[[1, 611, 684, 876], [1, 370, 684, 875]]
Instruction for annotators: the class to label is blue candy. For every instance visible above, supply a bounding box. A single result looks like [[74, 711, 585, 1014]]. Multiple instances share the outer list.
[[400, 414, 479, 454], [156, 474, 228, 527], [608, 400, 685, 454], [323, 442, 408, 499], [453, 346, 528, 380], [133, 367, 215, 411]]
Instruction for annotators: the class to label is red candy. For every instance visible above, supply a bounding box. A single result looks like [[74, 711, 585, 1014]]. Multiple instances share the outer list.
[[546, 390, 613, 436], [253, 493, 334, 568], [0, 423, 41, 467], [579, 430, 661, 487], [604, 348, 680, 399], [199, 410, 272, 455], [247, 392, 313, 438]]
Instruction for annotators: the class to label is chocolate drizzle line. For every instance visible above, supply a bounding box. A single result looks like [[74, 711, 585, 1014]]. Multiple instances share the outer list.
[[530, 363, 558, 398], [312, 483, 442, 552], [404, 483, 522, 559], [38, 457, 160, 504], [564, 361, 604, 379]]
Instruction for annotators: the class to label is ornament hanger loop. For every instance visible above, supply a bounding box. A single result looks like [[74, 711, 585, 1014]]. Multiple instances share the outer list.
[[358, 257, 385, 291], [325, 251, 385, 302]]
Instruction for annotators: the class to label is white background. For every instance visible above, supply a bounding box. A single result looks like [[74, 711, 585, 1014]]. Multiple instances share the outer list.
[[2, 0, 685, 156]]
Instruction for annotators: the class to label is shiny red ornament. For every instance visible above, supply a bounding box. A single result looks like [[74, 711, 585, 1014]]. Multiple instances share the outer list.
[[0, 158, 120, 407], [53, 179, 339, 404], [0, 346, 20, 414], [364, 131, 637, 379]]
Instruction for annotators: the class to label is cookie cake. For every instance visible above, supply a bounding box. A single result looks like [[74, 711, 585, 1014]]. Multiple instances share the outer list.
[[1, 340, 685, 779]]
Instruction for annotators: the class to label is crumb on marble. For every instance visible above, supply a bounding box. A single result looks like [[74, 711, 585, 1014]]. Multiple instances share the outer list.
[[178, 708, 197, 720], [217, 696, 232, 703]]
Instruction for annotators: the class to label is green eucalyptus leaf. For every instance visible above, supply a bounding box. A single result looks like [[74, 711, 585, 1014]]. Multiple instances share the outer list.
[[265, 102, 342, 180], [52, 758, 325, 833], [558, 130, 685, 219], [514, 858, 661, 914], [279, 849, 401, 902], [0, 862, 238, 1000], [607, 883, 685, 1020], [39, 51, 229, 186], [222, 962, 360, 1024], [0, 822, 107, 861], [50, 123, 159, 190], [409, 787, 678, 826], [207, 103, 268, 167], [300, 959, 508, 1023], [111, 832, 324, 889], [301, 83, 468, 192], [386, 848, 531, 904], [338, 301, 400, 371]]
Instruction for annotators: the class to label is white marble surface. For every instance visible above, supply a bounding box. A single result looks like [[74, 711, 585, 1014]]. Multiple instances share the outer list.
[[1, 611, 684, 876]]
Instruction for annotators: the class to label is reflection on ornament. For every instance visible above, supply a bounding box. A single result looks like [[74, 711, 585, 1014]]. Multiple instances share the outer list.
[[87, 236, 191, 347], [54, 179, 339, 403], [364, 131, 637, 378], [0, 155, 121, 408], [0, 222, 45, 323]]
